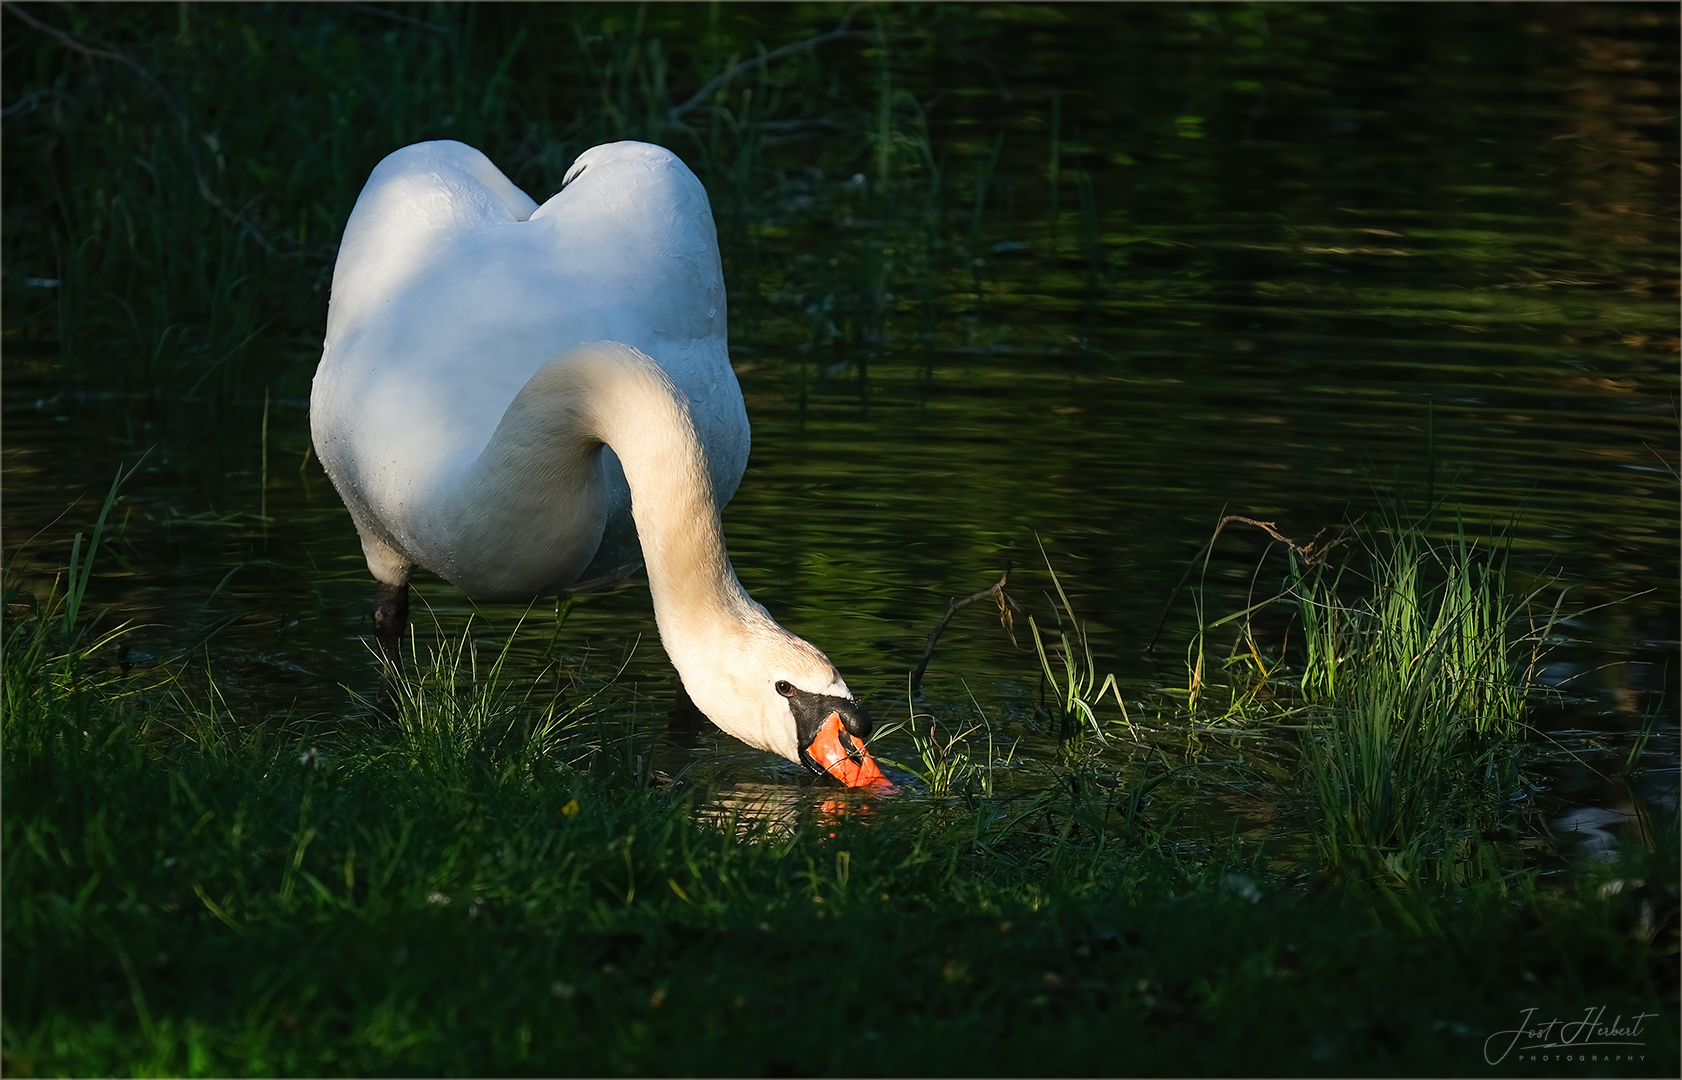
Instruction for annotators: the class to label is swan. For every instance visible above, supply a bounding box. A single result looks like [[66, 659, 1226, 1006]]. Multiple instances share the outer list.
[[310, 139, 888, 789]]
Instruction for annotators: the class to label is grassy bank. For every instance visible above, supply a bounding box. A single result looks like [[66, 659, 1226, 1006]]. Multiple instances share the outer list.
[[5, 538, 1678, 1076], [5, 671, 1676, 1076]]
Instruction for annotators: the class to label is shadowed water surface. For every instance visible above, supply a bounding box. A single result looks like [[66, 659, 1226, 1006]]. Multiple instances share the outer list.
[[3, 2, 1675, 866]]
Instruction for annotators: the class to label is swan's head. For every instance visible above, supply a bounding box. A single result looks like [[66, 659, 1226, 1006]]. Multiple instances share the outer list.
[[672, 620, 893, 791], [775, 676, 891, 791]]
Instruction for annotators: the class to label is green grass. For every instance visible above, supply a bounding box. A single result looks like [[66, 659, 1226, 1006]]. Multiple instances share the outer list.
[[876, 690, 1019, 800], [1030, 554, 1133, 752], [1153, 496, 1550, 887], [5, 510, 1678, 1076], [6, 638, 1677, 1076], [1291, 507, 1537, 889]]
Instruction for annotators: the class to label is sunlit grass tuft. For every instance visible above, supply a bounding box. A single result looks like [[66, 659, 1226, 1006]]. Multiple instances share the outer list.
[[878, 681, 1019, 799], [1163, 497, 1552, 889], [364, 611, 598, 788], [1029, 554, 1133, 749], [1288, 506, 1539, 888]]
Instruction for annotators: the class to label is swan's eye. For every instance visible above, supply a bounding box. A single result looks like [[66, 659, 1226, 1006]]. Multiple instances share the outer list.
[[775, 680, 795, 697]]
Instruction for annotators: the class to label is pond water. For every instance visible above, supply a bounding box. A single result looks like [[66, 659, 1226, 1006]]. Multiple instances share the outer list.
[[3, 3, 1676, 867]]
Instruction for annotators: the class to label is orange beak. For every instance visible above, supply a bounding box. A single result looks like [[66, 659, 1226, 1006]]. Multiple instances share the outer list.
[[807, 712, 895, 792]]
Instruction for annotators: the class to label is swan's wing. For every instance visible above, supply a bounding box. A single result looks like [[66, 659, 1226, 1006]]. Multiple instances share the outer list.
[[320, 141, 740, 480]]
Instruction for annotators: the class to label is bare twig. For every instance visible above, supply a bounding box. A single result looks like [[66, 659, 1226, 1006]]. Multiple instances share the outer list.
[[6, 2, 185, 117], [1, 87, 75, 119], [5, 1, 275, 254], [1145, 515, 1341, 656], [909, 566, 1026, 695], [345, 2, 454, 38], [753, 117, 846, 137], [666, 5, 869, 124]]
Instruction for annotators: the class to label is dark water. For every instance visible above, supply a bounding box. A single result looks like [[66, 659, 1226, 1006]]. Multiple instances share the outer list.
[[4, 3, 1676, 861]]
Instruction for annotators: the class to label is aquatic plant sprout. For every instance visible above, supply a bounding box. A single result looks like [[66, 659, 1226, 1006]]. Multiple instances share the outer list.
[[1029, 549, 1133, 747]]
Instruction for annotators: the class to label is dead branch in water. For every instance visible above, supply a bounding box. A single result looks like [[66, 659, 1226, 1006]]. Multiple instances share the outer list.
[[909, 566, 1027, 695], [666, 5, 869, 125], [1146, 515, 1341, 657]]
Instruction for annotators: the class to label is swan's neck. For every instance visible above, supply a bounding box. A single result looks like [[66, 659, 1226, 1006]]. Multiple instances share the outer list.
[[567, 346, 765, 655], [469, 341, 775, 676]]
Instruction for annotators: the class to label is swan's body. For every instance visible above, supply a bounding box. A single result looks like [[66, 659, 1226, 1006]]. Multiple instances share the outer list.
[[311, 140, 885, 787]]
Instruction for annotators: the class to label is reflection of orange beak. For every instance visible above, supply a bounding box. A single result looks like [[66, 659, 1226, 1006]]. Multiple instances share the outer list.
[[807, 712, 895, 792]]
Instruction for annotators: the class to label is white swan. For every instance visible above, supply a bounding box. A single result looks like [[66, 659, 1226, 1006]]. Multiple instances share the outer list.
[[310, 140, 887, 788]]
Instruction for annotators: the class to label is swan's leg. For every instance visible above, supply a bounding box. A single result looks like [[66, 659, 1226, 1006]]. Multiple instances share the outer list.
[[373, 580, 410, 664], [372, 580, 409, 717]]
